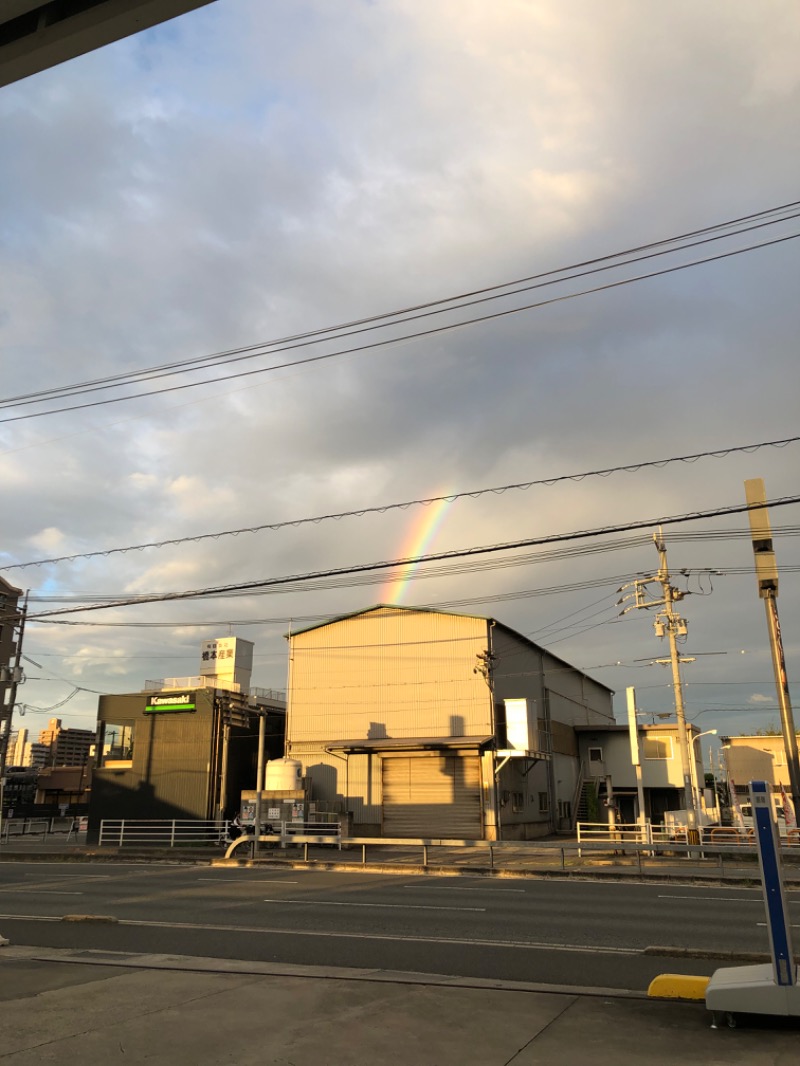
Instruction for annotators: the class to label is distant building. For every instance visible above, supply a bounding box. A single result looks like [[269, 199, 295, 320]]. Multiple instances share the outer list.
[[721, 733, 797, 800], [38, 718, 95, 767], [25, 742, 51, 770], [285, 605, 615, 840], [8, 727, 29, 766]]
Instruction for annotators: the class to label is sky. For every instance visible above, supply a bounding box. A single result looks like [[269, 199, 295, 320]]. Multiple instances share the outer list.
[[1, 0, 799, 760]]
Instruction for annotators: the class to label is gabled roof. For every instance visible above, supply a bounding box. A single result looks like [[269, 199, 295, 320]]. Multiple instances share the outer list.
[[287, 603, 614, 694], [287, 603, 489, 638]]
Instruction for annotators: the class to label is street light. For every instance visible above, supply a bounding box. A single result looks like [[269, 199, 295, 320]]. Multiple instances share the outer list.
[[689, 729, 717, 815]]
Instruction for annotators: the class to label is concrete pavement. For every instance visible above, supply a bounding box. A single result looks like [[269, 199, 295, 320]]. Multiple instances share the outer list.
[[2, 945, 799, 1065]]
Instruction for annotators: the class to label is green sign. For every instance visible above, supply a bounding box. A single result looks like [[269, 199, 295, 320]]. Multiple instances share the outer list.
[[145, 692, 196, 714]]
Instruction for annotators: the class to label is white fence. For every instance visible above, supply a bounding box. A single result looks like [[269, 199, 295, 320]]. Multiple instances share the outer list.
[[97, 818, 342, 851], [576, 821, 800, 847], [0, 816, 85, 842], [98, 819, 229, 847], [81, 818, 800, 878]]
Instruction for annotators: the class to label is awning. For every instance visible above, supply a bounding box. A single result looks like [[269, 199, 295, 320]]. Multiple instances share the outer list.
[[325, 735, 493, 755]]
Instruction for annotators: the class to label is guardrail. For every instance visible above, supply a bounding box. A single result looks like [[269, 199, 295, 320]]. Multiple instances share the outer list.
[[98, 819, 229, 848], [89, 818, 800, 878], [0, 816, 85, 843], [576, 821, 800, 847]]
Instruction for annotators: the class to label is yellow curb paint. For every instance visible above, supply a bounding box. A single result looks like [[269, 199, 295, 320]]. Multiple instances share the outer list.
[[647, 974, 710, 1000]]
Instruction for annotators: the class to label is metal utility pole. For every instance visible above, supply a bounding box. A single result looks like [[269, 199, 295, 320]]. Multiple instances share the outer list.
[[618, 530, 697, 836], [626, 687, 648, 831], [744, 479, 800, 814], [251, 710, 266, 859]]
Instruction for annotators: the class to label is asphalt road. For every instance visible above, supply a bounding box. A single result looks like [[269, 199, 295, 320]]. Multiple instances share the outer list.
[[1, 862, 796, 991]]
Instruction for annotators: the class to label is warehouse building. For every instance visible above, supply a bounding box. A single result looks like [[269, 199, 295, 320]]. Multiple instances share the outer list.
[[285, 605, 614, 839], [87, 637, 286, 840]]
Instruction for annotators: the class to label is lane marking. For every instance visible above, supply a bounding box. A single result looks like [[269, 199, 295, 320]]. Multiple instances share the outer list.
[[262, 898, 486, 912], [658, 894, 765, 903], [196, 878, 299, 884], [403, 885, 525, 894], [757, 923, 800, 929], [28, 891, 84, 896], [0, 913, 636, 953]]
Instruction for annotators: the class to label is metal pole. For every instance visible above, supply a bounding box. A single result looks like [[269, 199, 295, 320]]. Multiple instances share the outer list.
[[627, 688, 647, 833], [764, 593, 800, 810], [218, 722, 230, 824], [252, 712, 266, 859], [744, 479, 800, 815]]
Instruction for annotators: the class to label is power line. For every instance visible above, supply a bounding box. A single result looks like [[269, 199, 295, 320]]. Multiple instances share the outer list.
[[6, 432, 800, 572], [4, 199, 798, 412], [2, 229, 798, 426], [23, 493, 800, 621]]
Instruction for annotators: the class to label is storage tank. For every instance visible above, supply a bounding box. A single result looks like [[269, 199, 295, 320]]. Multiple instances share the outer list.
[[264, 757, 303, 791]]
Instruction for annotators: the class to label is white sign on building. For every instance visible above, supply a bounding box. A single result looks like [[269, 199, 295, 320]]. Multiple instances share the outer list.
[[504, 698, 539, 754], [200, 637, 254, 691]]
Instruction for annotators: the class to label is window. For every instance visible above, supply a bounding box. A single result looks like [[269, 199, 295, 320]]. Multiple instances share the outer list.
[[538, 791, 550, 813], [100, 723, 134, 766], [588, 747, 603, 763], [643, 736, 673, 760], [558, 799, 572, 822], [512, 792, 524, 813]]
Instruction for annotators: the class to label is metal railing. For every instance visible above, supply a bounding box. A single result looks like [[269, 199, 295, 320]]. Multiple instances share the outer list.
[[576, 821, 800, 847], [85, 818, 800, 880], [1, 816, 85, 842], [98, 819, 229, 847]]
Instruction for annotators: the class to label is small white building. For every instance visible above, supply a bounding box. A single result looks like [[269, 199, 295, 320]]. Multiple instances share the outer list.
[[575, 722, 708, 825], [721, 733, 795, 801]]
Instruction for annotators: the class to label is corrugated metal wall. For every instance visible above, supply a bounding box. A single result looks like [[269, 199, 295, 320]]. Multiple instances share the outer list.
[[287, 607, 492, 745], [382, 753, 482, 838]]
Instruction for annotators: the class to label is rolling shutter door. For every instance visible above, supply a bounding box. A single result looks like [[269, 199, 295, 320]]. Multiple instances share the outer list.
[[382, 753, 483, 838]]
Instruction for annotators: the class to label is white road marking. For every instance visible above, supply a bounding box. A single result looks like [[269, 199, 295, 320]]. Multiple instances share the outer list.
[[403, 885, 525, 893], [658, 894, 764, 903], [196, 878, 299, 884], [28, 891, 84, 896], [756, 923, 800, 929], [262, 898, 486, 912]]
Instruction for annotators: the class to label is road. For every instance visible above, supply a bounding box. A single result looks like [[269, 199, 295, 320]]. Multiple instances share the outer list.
[[1, 862, 795, 991]]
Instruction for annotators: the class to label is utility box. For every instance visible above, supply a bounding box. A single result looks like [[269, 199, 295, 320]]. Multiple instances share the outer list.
[[239, 790, 307, 827]]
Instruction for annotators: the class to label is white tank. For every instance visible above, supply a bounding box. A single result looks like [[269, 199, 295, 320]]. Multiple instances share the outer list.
[[264, 757, 303, 791]]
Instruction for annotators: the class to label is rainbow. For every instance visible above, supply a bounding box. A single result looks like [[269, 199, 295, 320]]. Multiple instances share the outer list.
[[382, 495, 454, 605]]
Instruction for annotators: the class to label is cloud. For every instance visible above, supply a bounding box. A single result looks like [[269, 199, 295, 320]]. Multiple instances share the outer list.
[[1, 0, 799, 734]]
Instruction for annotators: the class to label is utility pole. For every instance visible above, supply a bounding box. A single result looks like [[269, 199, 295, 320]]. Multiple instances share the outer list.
[[251, 710, 266, 859], [744, 479, 800, 814], [0, 587, 27, 838], [618, 529, 697, 837]]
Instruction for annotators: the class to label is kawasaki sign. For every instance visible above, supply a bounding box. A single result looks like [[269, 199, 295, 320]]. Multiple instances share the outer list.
[[144, 692, 196, 714]]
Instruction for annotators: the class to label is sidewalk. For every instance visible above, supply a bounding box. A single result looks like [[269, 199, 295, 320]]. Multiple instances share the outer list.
[[2, 945, 799, 1065]]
